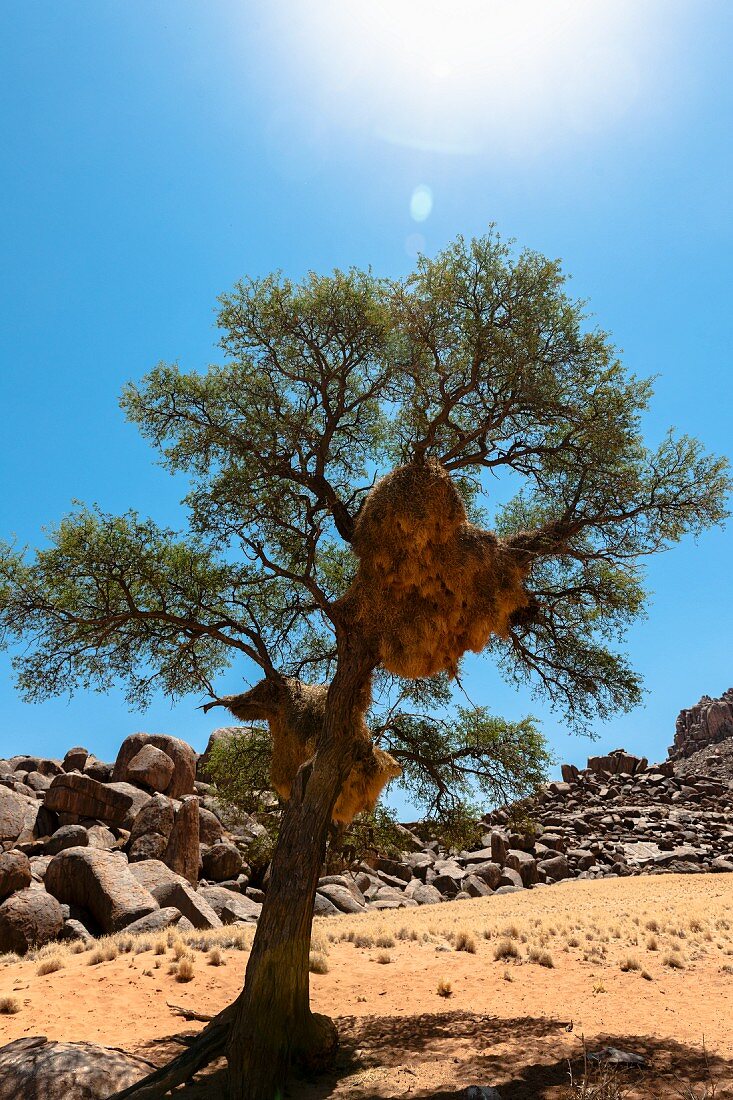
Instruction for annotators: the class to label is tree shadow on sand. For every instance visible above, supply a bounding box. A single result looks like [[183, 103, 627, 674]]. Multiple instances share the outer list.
[[144, 1010, 733, 1099]]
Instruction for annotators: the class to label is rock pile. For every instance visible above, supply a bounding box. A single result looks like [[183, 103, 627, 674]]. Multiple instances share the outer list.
[[0, 732, 263, 954], [1, 721, 732, 950]]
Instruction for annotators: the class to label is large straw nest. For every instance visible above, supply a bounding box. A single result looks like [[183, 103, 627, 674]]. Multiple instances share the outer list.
[[348, 460, 533, 678]]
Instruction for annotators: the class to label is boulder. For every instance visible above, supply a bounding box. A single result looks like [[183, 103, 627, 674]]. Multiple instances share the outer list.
[[127, 858, 186, 894], [113, 733, 196, 798], [463, 874, 494, 897], [59, 918, 95, 945], [62, 747, 89, 772], [505, 849, 538, 887], [151, 880, 222, 929], [199, 806, 224, 846], [0, 888, 64, 954], [44, 774, 136, 827], [0, 786, 36, 844], [121, 907, 183, 935], [408, 882, 443, 905], [25, 772, 53, 793], [469, 861, 503, 889], [85, 824, 117, 850], [199, 885, 261, 924], [313, 892, 339, 915], [83, 757, 113, 783], [201, 840, 243, 883], [0, 1036, 153, 1100], [126, 745, 175, 793], [128, 794, 175, 863], [538, 855, 570, 882], [498, 868, 524, 889], [44, 824, 89, 856], [0, 850, 32, 899], [164, 795, 200, 885], [45, 847, 158, 933], [317, 884, 366, 913]]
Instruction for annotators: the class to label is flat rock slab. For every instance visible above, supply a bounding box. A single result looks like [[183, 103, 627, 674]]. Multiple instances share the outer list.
[[0, 1036, 154, 1100], [44, 774, 135, 827], [45, 847, 158, 933]]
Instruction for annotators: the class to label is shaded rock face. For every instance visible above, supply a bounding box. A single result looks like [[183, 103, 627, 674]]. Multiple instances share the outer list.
[[0, 889, 64, 954], [0, 1036, 153, 1100], [113, 733, 196, 799], [45, 847, 158, 933], [670, 688, 733, 762], [128, 794, 175, 863]]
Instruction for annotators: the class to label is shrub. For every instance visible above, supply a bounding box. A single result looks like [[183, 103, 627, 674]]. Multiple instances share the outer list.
[[208, 947, 224, 967], [663, 952, 685, 970], [620, 955, 640, 972], [437, 978, 452, 997], [376, 951, 392, 964], [376, 935, 395, 949], [0, 996, 20, 1014]]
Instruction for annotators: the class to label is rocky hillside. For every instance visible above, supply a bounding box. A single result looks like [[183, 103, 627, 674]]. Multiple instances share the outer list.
[[1, 690, 732, 955]]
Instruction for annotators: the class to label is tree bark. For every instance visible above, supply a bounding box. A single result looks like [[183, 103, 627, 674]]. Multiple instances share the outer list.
[[225, 627, 375, 1100]]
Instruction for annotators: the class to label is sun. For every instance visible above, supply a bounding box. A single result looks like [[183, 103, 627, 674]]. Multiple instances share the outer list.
[[279, 0, 657, 153]]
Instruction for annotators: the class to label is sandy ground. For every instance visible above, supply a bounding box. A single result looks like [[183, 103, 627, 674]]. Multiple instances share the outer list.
[[1, 874, 732, 1097]]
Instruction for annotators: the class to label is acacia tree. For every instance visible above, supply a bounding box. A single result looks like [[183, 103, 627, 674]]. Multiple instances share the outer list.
[[0, 232, 729, 1100]]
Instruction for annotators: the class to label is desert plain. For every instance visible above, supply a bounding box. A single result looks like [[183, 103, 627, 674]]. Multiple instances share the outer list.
[[1, 873, 731, 1098]]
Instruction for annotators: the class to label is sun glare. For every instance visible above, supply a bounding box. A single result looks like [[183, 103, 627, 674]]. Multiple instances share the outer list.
[[284, 1, 660, 154]]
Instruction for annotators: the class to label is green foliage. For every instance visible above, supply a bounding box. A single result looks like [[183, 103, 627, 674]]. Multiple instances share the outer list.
[[335, 804, 407, 863], [377, 700, 553, 818], [205, 727, 273, 816]]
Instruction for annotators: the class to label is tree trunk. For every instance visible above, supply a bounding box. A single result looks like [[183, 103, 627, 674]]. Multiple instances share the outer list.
[[226, 631, 374, 1100]]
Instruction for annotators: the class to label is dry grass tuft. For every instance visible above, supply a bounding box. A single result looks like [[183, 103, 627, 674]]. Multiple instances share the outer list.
[[494, 938, 519, 961], [376, 951, 392, 964], [436, 978, 453, 998], [309, 952, 329, 974], [619, 955, 640, 972], [0, 995, 20, 1014], [663, 951, 685, 970], [36, 953, 65, 976], [175, 955, 195, 982], [528, 946, 555, 968], [207, 947, 223, 967], [455, 930, 477, 954]]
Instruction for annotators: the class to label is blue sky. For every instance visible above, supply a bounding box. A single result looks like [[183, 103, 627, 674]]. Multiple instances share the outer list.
[[1, 2, 732, 808]]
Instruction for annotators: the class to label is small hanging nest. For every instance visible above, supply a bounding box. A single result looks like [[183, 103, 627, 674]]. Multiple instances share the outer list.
[[346, 460, 533, 678], [211, 679, 401, 826]]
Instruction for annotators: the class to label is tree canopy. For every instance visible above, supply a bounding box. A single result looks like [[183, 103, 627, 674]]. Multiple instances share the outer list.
[[2, 231, 728, 742]]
